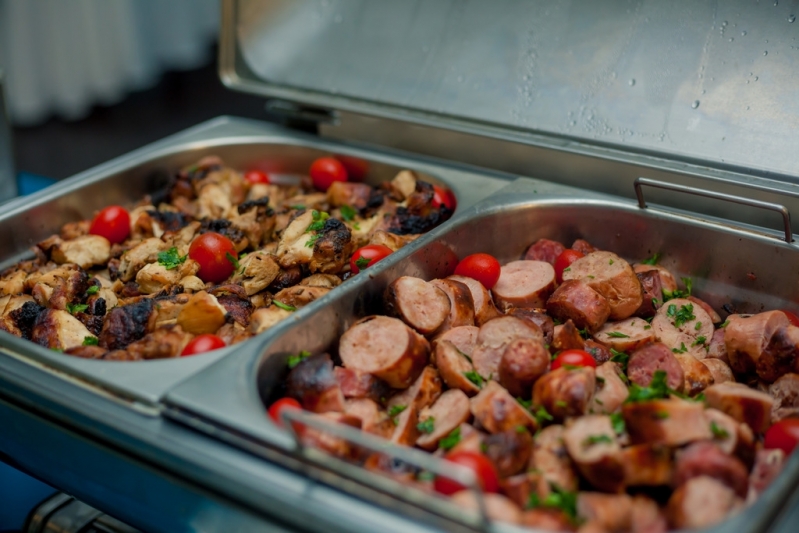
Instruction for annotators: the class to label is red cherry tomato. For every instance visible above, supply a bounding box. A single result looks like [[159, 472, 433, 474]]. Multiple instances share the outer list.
[[551, 349, 597, 370], [189, 232, 238, 283], [781, 310, 799, 328], [244, 170, 270, 184], [434, 451, 500, 496], [432, 184, 457, 211], [335, 155, 369, 182], [554, 249, 585, 283], [310, 157, 348, 191], [181, 334, 226, 356], [89, 205, 130, 244], [765, 418, 799, 456], [268, 397, 302, 427], [453, 253, 502, 290], [350, 244, 393, 274]]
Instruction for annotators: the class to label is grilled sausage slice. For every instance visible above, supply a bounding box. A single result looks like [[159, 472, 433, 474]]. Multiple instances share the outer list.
[[563, 252, 643, 320], [551, 320, 585, 352], [707, 328, 729, 363], [435, 340, 481, 396], [300, 412, 362, 460], [590, 362, 629, 414], [334, 367, 390, 402], [633, 263, 679, 293], [546, 280, 611, 333], [768, 373, 799, 422], [571, 239, 598, 255], [666, 476, 741, 530], [505, 308, 554, 344], [704, 382, 773, 433], [748, 448, 785, 500], [448, 275, 500, 326], [688, 296, 722, 324], [433, 325, 478, 358], [430, 278, 475, 333], [472, 316, 543, 380], [759, 324, 799, 383], [344, 399, 394, 438], [531, 425, 579, 492], [385, 277, 450, 336], [576, 493, 633, 533], [627, 342, 685, 392], [621, 444, 674, 487], [533, 367, 596, 422], [673, 441, 749, 498], [634, 269, 663, 318], [492, 260, 556, 311], [563, 415, 625, 493], [594, 317, 656, 352], [702, 358, 735, 385], [483, 428, 534, 478], [450, 492, 522, 525], [498, 337, 550, 398], [524, 238, 566, 264], [286, 353, 346, 413], [339, 315, 430, 389], [704, 408, 756, 468], [390, 403, 420, 446], [622, 399, 712, 446], [387, 366, 442, 412], [415, 389, 471, 450], [470, 380, 538, 434], [724, 311, 790, 377], [673, 352, 715, 396], [500, 472, 548, 509], [652, 298, 715, 359]]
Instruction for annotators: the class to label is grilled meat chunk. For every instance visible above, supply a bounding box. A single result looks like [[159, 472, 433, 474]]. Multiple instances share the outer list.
[[98, 299, 156, 350]]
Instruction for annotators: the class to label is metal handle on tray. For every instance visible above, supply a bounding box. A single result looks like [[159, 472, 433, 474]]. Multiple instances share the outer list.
[[634, 177, 794, 243], [280, 409, 491, 531]]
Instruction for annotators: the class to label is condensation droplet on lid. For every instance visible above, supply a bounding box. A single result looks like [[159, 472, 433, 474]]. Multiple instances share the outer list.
[[746, 106, 751, 110], [722, 20, 728, 26], [742, 30, 748, 36], [701, 89, 706, 95], [764, 50, 768, 55], [629, 78, 636, 86], [692, 100, 700, 109], [729, 37, 735, 42], [569, 120, 577, 127], [789, 14, 796, 22], [754, 76, 759, 81]]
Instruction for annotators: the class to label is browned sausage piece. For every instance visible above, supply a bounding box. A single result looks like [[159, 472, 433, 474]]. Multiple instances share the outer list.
[[594, 317, 656, 352], [433, 325, 478, 356], [571, 238, 598, 255], [521, 509, 574, 531], [334, 366, 390, 402], [384, 277, 450, 335], [673, 352, 715, 396], [688, 295, 722, 324], [622, 399, 712, 446], [666, 476, 741, 530], [339, 315, 430, 389], [500, 472, 548, 509], [531, 425, 580, 492], [286, 353, 346, 413], [704, 382, 773, 433], [590, 362, 629, 414], [769, 373, 799, 422], [621, 444, 673, 487], [506, 308, 554, 344], [390, 403, 420, 446], [704, 408, 756, 468], [482, 428, 534, 478], [576, 493, 632, 533], [563, 252, 643, 320], [631, 496, 668, 533], [447, 423, 486, 455], [434, 340, 481, 396], [472, 316, 543, 380], [415, 389, 471, 450], [387, 366, 442, 411], [702, 358, 735, 385], [524, 238, 566, 265], [450, 492, 523, 525], [673, 441, 749, 498], [707, 328, 729, 363], [546, 280, 611, 333], [584, 340, 612, 364], [758, 324, 799, 383], [430, 278, 475, 334], [748, 448, 785, 500], [448, 275, 500, 326], [470, 380, 538, 433], [533, 367, 596, 422], [344, 399, 394, 438], [724, 311, 789, 377], [498, 337, 550, 398], [633, 263, 678, 293], [651, 298, 715, 359], [551, 320, 585, 352], [300, 412, 362, 459], [634, 270, 663, 318], [492, 260, 556, 311], [627, 342, 685, 392], [563, 414, 625, 493]]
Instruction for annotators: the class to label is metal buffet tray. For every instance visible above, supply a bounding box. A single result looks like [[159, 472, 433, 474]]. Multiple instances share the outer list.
[[0, 116, 508, 406], [165, 176, 799, 533]]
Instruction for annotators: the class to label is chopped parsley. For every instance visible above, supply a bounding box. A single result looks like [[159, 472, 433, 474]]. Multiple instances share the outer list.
[[417, 471, 435, 482], [273, 300, 297, 312], [66, 303, 88, 315], [710, 420, 730, 439], [719, 319, 730, 328], [610, 348, 629, 372], [583, 434, 613, 448], [157, 247, 187, 270], [289, 204, 306, 210], [643, 325, 652, 330], [355, 256, 370, 270], [226, 252, 240, 269], [667, 303, 695, 328], [555, 400, 568, 408], [533, 405, 554, 427], [625, 370, 670, 403], [652, 297, 660, 307], [672, 342, 688, 354], [596, 376, 605, 385], [305, 233, 323, 248], [528, 484, 578, 523], [417, 417, 435, 434], [692, 336, 707, 347], [606, 331, 630, 338], [287, 350, 312, 369], [640, 253, 662, 265], [82, 336, 99, 346], [563, 267, 571, 272], [516, 425, 529, 433], [695, 321, 702, 331], [663, 277, 693, 301], [388, 404, 407, 424], [86, 285, 100, 295], [463, 370, 485, 388], [578, 328, 591, 339], [340, 205, 357, 221], [439, 427, 461, 450], [306, 210, 330, 232], [610, 412, 626, 434], [654, 411, 670, 419], [609, 259, 614, 265], [516, 397, 533, 410]]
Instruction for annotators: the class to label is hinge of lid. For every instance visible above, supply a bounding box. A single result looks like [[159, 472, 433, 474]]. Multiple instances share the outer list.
[[265, 100, 338, 134]]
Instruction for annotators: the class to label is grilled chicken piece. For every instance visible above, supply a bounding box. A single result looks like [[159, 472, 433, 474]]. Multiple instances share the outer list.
[[60, 219, 90, 240], [327, 181, 373, 209], [666, 476, 741, 530], [367, 230, 418, 252], [216, 295, 253, 327], [308, 218, 354, 274], [196, 183, 233, 220], [123, 324, 192, 360], [117, 238, 165, 282], [388, 170, 417, 201], [25, 264, 88, 310], [533, 367, 596, 422], [227, 251, 281, 296], [273, 285, 331, 310], [214, 322, 251, 346], [276, 210, 316, 268], [176, 291, 228, 335], [0, 269, 27, 296], [300, 274, 342, 289], [7, 301, 45, 339], [135, 260, 200, 295], [622, 399, 712, 446], [470, 380, 538, 433], [385, 180, 451, 235], [287, 353, 346, 413], [98, 299, 156, 350], [249, 306, 292, 334], [65, 345, 107, 359], [563, 415, 625, 493], [45, 235, 111, 269], [704, 382, 773, 433], [31, 309, 94, 350]]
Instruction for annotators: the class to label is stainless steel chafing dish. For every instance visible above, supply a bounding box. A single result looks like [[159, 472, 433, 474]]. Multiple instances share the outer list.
[[3, 1, 799, 531]]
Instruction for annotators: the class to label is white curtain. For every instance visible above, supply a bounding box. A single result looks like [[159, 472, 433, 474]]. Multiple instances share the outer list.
[[0, 0, 220, 126]]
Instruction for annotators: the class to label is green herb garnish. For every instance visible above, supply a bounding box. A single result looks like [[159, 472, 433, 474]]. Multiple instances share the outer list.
[[273, 300, 296, 312], [533, 405, 554, 427], [672, 342, 688, 354], [82, 336, 99, 346], [692, 336, 707, 347], [157, 247, 187, 270], [417, 417, 435, 434], [66, 303, 88, 314], [610, 348, 629, 372], [610, 412, 626, 434], [641, 253, 662, 265], [719, 319, 730, 328], [388, 404, 407, 424], [306, 210, 330, 233], [625, 370, 670, 403], [555, 400, 568, 408], [710, 420, 729, 439], [355, 256, 370, 270], [305, 234, 323, 248], [287, 350, 312, 369], [289, 204, 306, 210], [672, 304, 696, 328], [654, 411, 670, 419], [582, 434, 613, 448], [695, 321, 702, 331], [527, 484, 579, 523], [439, 427, 461, 450], [463, 370, 485, 388], [606, 331, 630, 338], [340, 205, 357, 221], [86, 285, 100, 295], [226, 252, 240, 269]]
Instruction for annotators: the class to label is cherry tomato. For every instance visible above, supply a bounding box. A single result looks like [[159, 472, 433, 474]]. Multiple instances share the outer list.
[[89, 205, 130, 244], [244, 170, 270, 184], [350, 244, 393, 274], [551, 349, 597, 370], [268, 397, 302, 427], [781, 310, 799, 328], [189, 232, 238, 283], [433, 451, 500, 496], [310, 157, 348, 191], [765, 418, 799, 455], [181, 334, 226, 356], [335, 155, 369, 182], [431, 184, 457, 211], [554, 249, 585, 283], [453, 253, 501, 290]]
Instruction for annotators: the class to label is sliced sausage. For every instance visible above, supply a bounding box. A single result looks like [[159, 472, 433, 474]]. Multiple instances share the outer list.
[[434, 340, 481, 396], [521, 509, 575, 531], [562, 415, 625, 493], [594, 317, 656, 352], [429, 278, 475, 334], [748, 448, 784, 500], [563, 252, 643, 320], [704, 408, 756, 468], [704, 382, 773, 433], [531, 425, 580, 492], [673, 352, 715, 396], [584, 339, 613, 364], [769, 373, 799, 422], [470, 380, 538, 433], [339, 315, 430, 389], [673, 441, 749, 498], [416, 389, 471, 450], [533, 367, 596, 422], [577, 493, 633, 533], [432, 325, 478, 356], [724, 311, 789, 377], [630, 496, 668, 533], [387, 365, 442, 411], [707, 328, 729, 363], [633, 263, 678, 293], [447, 424, 485, 456], [524, 238, 566, 265], [344, 399, 394, 438], [500, 472, 548, 509], [666, 476, 741, 530], [300, 412, 362, 459], [492, 260, 556, 311], [758, 324, 799, 383], [448, 275, 500, 326], [483, 428, 534, 478], [702, 358, 735, 385], [551, 320, 585, 352], [390, 403, 420, 446], [688, 295, 722, 324], [627, 342, 685, 392], [334, 366, 390, 402], [571, 238, 598, 255], [651, 298, 715, 359], [286, 353, 346, 413], [384, 277, 450, 335], [472, 316, 543, 380], [546, 280, 611, 333], [634, 270, 663, 318], [621, 444, 673, 487], [450, 492, 522, 525], [590, 362, 629, 414], [622, 399, 712, 446], [498, 337, 550, 398], [506, 308, 554, 344]]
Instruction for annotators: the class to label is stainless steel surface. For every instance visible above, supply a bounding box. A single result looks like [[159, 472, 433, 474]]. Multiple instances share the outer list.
[[26, 494, 143, 533], [634, 176, 794, 243], [223, 0, 799, 180], [0, 115, 508, 406], [0, 68, 17, 202], [167, 177, 799, 533], [26, 493, 74, 533]]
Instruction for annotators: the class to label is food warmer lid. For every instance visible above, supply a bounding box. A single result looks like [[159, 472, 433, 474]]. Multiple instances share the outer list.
[[221, 0, 799, 181]]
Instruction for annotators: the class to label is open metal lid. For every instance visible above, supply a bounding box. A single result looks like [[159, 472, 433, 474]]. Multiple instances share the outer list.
[[221, 0, 799, 180]]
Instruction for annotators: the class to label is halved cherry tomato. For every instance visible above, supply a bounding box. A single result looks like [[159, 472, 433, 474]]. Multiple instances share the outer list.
[[181, 334, 226, 356], [781, 310, 799, 328], [89, 205, 130, 244], [431, 184, 457, 211], [433, 451, 500, 495], [554, 249, 585, 283], [268, 397, 302, 427], [350, 244, 393, 274], [244, 170, 270, 184], [335, 155, 369, 182], [310, 157, 348, 191], [453, 253, 501, 290], [764, 418, 799, 455], [189, 232, 238, 283], [551, 349, 597, 370]]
